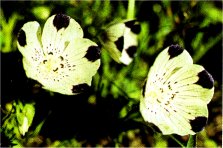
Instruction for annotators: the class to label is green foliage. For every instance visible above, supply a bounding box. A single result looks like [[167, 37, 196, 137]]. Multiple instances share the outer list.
[[1, 0, 222, 147], [16, 101, 35, 136], [0, 11, 23, 53], [186, 135, 196, 148], [32, 6, 51, 20], [154, 133, 168, 147], [2, 100, 35, 146]]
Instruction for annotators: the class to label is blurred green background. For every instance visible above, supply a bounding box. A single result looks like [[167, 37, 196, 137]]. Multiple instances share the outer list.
[[1, 0, 222, 147]]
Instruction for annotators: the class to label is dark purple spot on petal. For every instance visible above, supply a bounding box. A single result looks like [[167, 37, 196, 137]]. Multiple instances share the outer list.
[[17, 29, 27, 47], [190, 116, 207, 132], [168, 44, 184, 59], [126, 46, 137, 58], [72, 83, 90, 93], [131, 24, 141, 34], [124, 20, 141, 34], [125, 20, 136, 28], [84, 46, 101, 62], [115, 36, 124, 52], [195, 70, 214, 89], [53, 14, 70, 31]]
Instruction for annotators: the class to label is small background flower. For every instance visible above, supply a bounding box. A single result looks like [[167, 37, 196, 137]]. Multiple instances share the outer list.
[[1, 0, 222, 147]]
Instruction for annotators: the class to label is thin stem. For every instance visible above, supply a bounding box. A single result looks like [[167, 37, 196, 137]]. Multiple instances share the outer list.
[[127, 0, 135, 20], [169, 135, 186, 148], [186, 134, 197, 147]]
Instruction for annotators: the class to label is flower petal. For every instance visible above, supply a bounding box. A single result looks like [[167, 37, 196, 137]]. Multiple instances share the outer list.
[[41, 14, 83, 56], [17, 21, 43, 79], [102, 20, 140, 65], [36, 38, 100, 95]]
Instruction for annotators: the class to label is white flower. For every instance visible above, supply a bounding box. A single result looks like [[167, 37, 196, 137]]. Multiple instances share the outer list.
[[140, 44, 214, 136], [17, 14, 100, 95], [101, 20, 140, 65]]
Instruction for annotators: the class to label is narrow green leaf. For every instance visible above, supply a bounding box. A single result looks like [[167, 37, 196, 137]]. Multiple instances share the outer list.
[[127, 0, 135, 19], [186, 134, 197, 148], [169, 135, 186, 148]]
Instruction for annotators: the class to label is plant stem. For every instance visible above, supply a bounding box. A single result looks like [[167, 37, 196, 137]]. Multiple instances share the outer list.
[[186, 134, 197, 147], [169, 135, 186, 148], [127, 0, 135, 19]]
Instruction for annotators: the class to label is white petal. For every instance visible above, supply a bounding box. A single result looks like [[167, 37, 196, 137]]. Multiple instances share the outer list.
[[41, 14, 83, 56], [17, 21, 43, 80], [36, 38, 100, 95]]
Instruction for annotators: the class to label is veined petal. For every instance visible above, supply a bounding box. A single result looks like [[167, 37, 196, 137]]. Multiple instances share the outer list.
[[17, 21, 43, 64], [17, 14, 100, 95], [41, 14, 83, 56], [17, 21, 43, 79], [35, 38, 100, 95], [102, 20, 140, 65], [140, 44, 214, 136]]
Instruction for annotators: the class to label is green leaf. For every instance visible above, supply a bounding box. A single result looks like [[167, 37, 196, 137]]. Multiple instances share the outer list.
[[186, 134, 197, 148], [0, 12, 23, 53], [31, 120, 46, 137]]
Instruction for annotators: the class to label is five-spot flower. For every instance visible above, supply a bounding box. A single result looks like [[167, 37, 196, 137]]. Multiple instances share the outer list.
[[101, 20, 141, 65], [17, 14, 101, 95], [140, 44, 214, 136]]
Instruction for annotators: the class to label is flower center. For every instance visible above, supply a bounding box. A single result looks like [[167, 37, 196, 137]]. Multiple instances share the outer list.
[[38, 53, 65, 81], [42, 55, 60, 73]]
